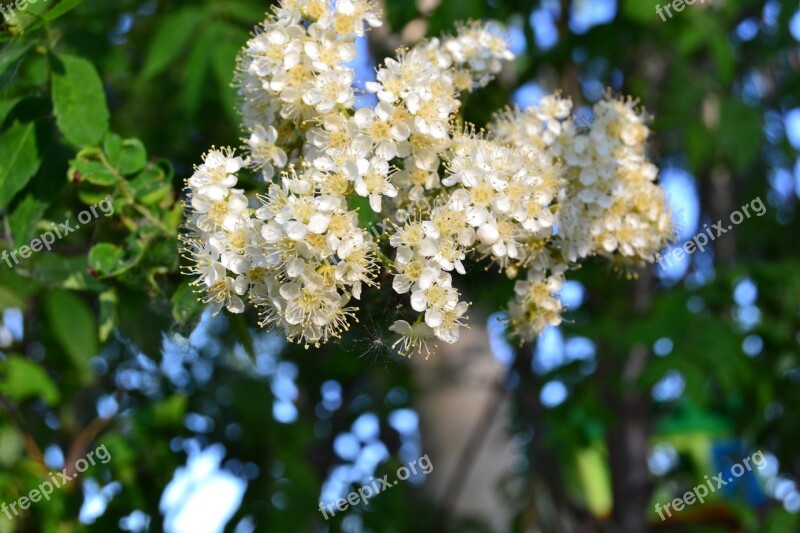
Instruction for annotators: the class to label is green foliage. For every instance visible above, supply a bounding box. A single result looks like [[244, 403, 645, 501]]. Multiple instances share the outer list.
[[0, 119, 40, 206], [0, 356, 59, 405], [52, 54, 110, 147], [44, 290, 98, 383], [0, 0, 797, 531]]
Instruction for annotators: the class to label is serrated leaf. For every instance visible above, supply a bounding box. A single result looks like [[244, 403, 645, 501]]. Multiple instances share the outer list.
[[8, 141, 67, 248], [104, 134, 147, 175], [52, 55, 109, 147], [0, 356, 59, 405], [141, 7, 205, 80], [0, 120, 41, 206], [70, 159, 116, 186], [44, 291, 98, 382], [88, 243, 125, 275], [128, 164, 171, 205]]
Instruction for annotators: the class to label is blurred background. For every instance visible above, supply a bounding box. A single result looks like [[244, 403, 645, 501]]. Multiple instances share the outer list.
[[0, 0, 799, 531]]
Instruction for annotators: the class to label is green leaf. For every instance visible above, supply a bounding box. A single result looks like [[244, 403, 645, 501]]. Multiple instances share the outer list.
[[77, 181, 114, 205], [3, 0, 49, 32], [0, 97, 23, 123], [44, 0, 85, 21], [25, 254, 105, 291], [44, 291, 99, 381], [171, 280, 203, 326], [0, 41, 32, 78], [98, 288, 118, 342], [88, 243, 125, 275], [141, 7, 205, 80], [0, 120, 41, 206], [183, 24, 219, 116], [0, 356, 59, 405], [69, 159, 116, 186], [348, 194, 378, 228], [8, 142, 68, 248], [104, 134, 147, 175], [128, 165, 172, 206], [52, 55, 110, 147]]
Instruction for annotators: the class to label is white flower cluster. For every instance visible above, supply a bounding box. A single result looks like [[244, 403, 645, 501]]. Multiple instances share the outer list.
[[491, 95, 673, 265], [490, 96, 673, 341], [182, 0, 673, 354]]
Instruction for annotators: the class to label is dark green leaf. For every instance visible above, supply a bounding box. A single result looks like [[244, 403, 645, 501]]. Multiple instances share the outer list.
[[0, 41, 32, 78], [8, 142, 68, 248], [0, 119, 40, 206], [44, 290, 99, 381], [44, 0, 85, 21], [52, 55, 110, 147]]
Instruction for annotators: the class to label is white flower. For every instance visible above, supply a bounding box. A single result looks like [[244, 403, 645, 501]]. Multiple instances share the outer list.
[[390, 319, 434, 357], [409, 270, 459, 328], [348, 157, 397, 212], [303, 67, 355, 114], [248, 125, 288, 179], [188, 148, 244, 201], [354, 101, 411, 160]]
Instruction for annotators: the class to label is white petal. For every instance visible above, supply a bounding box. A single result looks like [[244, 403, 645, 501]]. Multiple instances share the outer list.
[[425, 307, 444, 328], [389, 320, 412, 335], [308, 213, 330, 234], [410, 290, 428, 312], [279, 282, 301, 300]]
